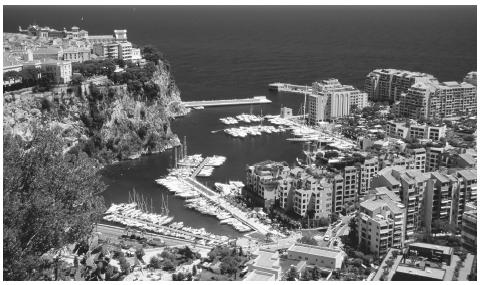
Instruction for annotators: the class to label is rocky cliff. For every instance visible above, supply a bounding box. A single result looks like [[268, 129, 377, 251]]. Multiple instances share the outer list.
[[3, 61, 187, 164]]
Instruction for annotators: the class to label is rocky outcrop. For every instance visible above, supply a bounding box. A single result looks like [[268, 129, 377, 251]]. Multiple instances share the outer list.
[[3, 62, 187, 165]]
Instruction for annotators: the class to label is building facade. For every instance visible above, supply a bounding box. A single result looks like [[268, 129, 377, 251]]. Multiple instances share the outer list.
[[364, 69, 437, 102]]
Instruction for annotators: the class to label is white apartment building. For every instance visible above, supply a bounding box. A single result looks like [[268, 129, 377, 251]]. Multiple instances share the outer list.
[[93, 42, 119, 59], [308, 78, 368, 123], [396, 81, 477, 120], [357, 188, 406, 257], [118, 41, 133, 61], [364, 68, 437, 102]]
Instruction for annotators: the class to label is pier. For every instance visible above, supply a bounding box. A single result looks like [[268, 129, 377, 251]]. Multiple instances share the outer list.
[[268, 82, 313, 95], [190, 157, 210, 178], [185, 177, 276, 236], [182, 96, 271, 108]]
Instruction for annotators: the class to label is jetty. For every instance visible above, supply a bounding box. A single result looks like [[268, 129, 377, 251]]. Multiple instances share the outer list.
[[190, 157, 210, 178], [185, 177, 277, 236], [268, 82, 313, 95], [183, 96, 271, 108]]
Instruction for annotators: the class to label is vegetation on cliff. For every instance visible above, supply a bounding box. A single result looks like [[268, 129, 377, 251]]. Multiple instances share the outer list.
[[3, 46, 187, 165]]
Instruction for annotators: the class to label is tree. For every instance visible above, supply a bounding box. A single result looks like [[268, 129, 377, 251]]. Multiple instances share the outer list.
[[192, 264, 198, 276], [71, 74, 85, 85], [142, 45, 165, 65], [135, 248, 145, 261], [346, 217, 359, 248], [119, 256, 131, 274], [286, 266, 299, 281], [298, 235, 318, 246], [3, 128, 107, 280]]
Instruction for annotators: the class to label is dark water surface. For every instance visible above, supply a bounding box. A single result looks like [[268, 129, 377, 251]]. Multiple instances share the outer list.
[[4, 6, 476, 236]]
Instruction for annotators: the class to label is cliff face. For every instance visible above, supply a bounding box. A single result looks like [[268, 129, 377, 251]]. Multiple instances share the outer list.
[[3, 62, 187, 164]]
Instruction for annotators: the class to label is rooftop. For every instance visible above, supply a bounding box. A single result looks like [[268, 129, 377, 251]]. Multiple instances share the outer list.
[[409, 242, 453, 255], [288, 243, 344, 259], [244, 270, 275, 281], [457, 169, 477, 181], [458, 153, 476, 165], [396, 265, 446, 280]]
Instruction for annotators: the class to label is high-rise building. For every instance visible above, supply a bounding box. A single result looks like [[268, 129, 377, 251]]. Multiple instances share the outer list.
[[371, 168, 430, 242], [423, 172, 453, 234], [118, 41, 133, 61], [307, 79, 368, 123], [357, 187, 406, 257], [461, 205, 477, 252], [396, 81, 477, 120], [365, 69, 437, 102]]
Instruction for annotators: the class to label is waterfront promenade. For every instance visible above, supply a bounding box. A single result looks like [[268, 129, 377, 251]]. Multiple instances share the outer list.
[[183, 96, 271, 108]]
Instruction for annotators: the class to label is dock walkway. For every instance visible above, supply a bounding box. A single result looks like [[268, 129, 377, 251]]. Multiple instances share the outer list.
[[185, 177, 273, 235], [183, 96, 271, 108], [268, 82, 313, 95], [190, 157, 210, 178]]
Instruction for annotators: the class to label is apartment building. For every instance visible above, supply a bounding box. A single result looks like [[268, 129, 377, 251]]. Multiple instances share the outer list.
[[308, 78, 368, 123], [292, 177, 333, 220], [342, 166, 359, 212], [461, 207, 477, 252], [332, 174, 344, 215], [372, 168, 430, 242], [364, 69, 437, 102], [406, 148, 426, 172], [396, 81, 477, 120], [357, 157, 379, 196], [118, 41, 133, 61], [426, 147, 445, 172], [423, 172, 453, 234], [451, 169, 477, 227], [357, 188, 406, 257], [385, 120, 446, 142], [62, 47, 91, 62], [307, 94, 327, 125], [93, 42, 119, 59], [247, 161, 333, 220]]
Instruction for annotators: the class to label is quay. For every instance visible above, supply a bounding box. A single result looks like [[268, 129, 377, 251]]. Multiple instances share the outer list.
[[182, 96, 271, 108], [268, 82, 313, 95]]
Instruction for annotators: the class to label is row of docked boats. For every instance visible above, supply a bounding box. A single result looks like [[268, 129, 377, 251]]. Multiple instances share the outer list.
[[219, 114, 263, 125], [103, 203, 230, 245], [155, 176, 251, 232], [224, 125, 287, 138], [185, 197, 252, 232]]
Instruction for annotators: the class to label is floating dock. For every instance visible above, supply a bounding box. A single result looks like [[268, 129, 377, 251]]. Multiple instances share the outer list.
[[183, 96, 271, 108], [268, 82, 313, 95]]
